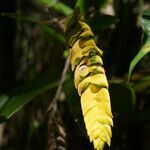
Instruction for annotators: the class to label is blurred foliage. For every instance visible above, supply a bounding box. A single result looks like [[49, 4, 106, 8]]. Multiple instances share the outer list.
[[0, 0, 150, 150], [0, 77, 60, 122], [128, 11, 150, 81]]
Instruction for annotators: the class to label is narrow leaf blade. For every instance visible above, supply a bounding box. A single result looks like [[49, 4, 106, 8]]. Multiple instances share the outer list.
[[0, 79, 59, 122], [128, 37, 150, 81]]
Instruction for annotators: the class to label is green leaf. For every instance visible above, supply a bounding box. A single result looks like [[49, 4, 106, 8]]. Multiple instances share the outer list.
[[97, 0, 109, 10], [0, 78, 60, 122], [75, 0, 110, 15], [75, 0, 88, 14], [87, 15, 119, 32], [34, 0, 57, 7], [142, 9, 150, 19], [133, 76, 150, 93], [141, 17, 150, 36], [52, 1, 73, 16], [34, 0, 73, 16], [0, 95, 9, 109], [109, 82, 136, 127], [128, 37, 150, 81], [1, 13, 65, 44], [128, 11, 150, 81], [64, 78, 87, 136], [1, 13, 36, 22], [33, 0, 73, 16], [133, 109, 150, 123], [41, 25, 65, 44], [65, 8, 84, 47]]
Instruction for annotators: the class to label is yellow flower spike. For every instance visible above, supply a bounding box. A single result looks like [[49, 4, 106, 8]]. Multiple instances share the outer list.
[[74, 64, 105, 88], [83, 106, 112, 128], [100, 133, 111, 146], [71, 45, 103, 71], [91, 128, 102, 140], [85, 116, 113, 129], [66, 10, 113, 150], [87, 55, 103, 66], [103, 125, 112, 138], [74, 64, 88, 88], [87, 122, 112, 138], [94, 103, 113, 117], [95, 88, 111, 104], [77, 74, 108, 95], [71, 40, 82, 71], [79, 21, 91, 30], [88, 127, 111, 147], [79, 30, 94, 39], [71, 44, 99, 71], [80, 39, 96, 48], [94, 138, 105, 150], [90, 124, 112, 139]]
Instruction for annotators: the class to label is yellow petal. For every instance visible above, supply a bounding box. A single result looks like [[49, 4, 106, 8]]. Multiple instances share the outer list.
[[87, 122, 112, 137], [79, 30, 94, 39], [71, 40, 82, 70], [95, 88, 111, 103], [80, 39, 96, 48], [93, 139, 105, 150], [74, 64, 104, 88], [84, 106, 112, 126], [79, 21, 91, 31], [78, 74, 108, 95], [74, 64, 88, 88], [87, 55, 103, 66]]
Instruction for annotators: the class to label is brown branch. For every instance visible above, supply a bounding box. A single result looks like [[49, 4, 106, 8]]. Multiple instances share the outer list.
[[47, 48, 71, 112], [47, 49, 72, 150]]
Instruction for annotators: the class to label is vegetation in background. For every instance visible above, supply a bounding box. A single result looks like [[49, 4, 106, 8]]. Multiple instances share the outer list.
[[0, 0, 149, 150]]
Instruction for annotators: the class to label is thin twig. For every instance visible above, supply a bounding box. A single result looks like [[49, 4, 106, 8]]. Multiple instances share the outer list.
[[47, 49, 72, 150], [0, 123, 5, 146], [47, 48, 72, 112]]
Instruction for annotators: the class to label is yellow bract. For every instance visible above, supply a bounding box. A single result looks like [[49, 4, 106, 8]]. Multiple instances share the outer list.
[[66, 12, 113, 150]]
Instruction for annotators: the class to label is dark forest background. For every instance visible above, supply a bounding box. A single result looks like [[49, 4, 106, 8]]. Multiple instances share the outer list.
[[0, 0, 150, 150]]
